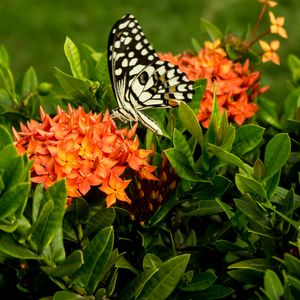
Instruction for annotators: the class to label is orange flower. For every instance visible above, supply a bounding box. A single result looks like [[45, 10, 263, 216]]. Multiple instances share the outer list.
[[269, 12, 288, 39], [258, 0, 277, 7], [159, 41, 266, 128], [99, 173, 131, 207], [259, 40, 280, 65], [13, 106, 157, 207]]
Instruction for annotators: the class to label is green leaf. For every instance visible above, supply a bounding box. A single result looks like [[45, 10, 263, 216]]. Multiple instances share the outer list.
[[138, 254, 190, 300], [192, 175, 231, 200], [264, 270, 284, 300], [257, 97, 281, 129], [208, 143, 249, 173], [284, 253, 300, 276], [178, 101, 203, 147], [21, 66, 38, 98], [0, 182, 30, 220], [184, 284, 234, 299], [41, 250, 84, 277], [0, 125, 13, 148], [49, 226, 66, 264], [287, 275, 300, 291], [200, 18, 223, 40], [181, 200, 224, 217], [265, 170, 281, 199], [232, 125, 265, 156], [115, 255, 138, 274], [0, 45, 9, 68], [234, 196, 271, 230], [83, 207, 115, 238], [164, 148, 206, 182], [173, 128, 194, 166], [64, 37, 84, 79], [189, 79, 207, 113], [180, 271, 216, 292], [235, 174, 267, 200], [288, 54, 300, 84], [31, 180, 67, 253], [264, 133, 291, 181], [66, 197, 89, 224], [143, 253, 163, 271], [53, 291, 93, 300], [54, 67, 90, 98], [228, 269, 263, 285], [0, 233, 40, 259], [73, 226, 114, 294], [228, 258, 274, 272]]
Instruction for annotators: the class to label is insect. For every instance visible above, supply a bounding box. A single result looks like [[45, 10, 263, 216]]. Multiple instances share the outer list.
[[107, 14, 194, 135]]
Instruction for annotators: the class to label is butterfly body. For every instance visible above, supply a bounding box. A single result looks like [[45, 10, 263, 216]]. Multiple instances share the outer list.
[[108, 14, 194, 135]]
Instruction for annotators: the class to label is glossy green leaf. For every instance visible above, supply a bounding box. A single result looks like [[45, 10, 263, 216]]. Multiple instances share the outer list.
[[180, 271, 216, 292], [264, 133, 291, 181], [178, 101, 203, 147], [284, 253, 300, 276], [228, 269, 263, 285], [138, 254, 190, 300], [164, 148, 206, 182], [184, 284, 234, 299], [189, 79, 207, 113], [173, 128, 194, 166], [0, 125, 13, 148], [49, 226, 66, 264], [264, 270, 283, 300], [265, 170, 281, 199], [73, 226, 114, 294], [287, 275, 300, 291], [234, 197, 271, 230], [192, 175, 231, 200], [115, 255, 138, 274], [41, 250, 84, 277], [0, 233, 40, 259], [200, 18, 223, 40], [235, 174, 267, 199], [31, 180, 67, 253], [257, 97, 281, 129], [232, 125, 264, 156], [253, 159, 265, 181], [208, 143, 248, 173], [143, 253, 163, 271], [228, 258, 274, 272], [107, 268, 118, 297], [21, 66, 38, 98], [0, 182, 30, 220], [181, 200, 224, 217], [83, 207, 115, 238], [64, 37, 84, 79], [54, 67, 90, 97], [53, 291, 93, 300], [66, 197, 89, 224]]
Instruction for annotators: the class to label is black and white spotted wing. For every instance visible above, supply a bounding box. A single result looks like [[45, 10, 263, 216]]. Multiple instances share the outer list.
[[107, 14, 194, 135]]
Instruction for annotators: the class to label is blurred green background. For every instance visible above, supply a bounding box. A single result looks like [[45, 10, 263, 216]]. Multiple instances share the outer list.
[[0, 0, 299, 105]]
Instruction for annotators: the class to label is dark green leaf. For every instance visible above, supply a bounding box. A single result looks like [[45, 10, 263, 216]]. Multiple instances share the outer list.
[[208, 143, 248, 173], [73, 226, 114, 294], [264, 133, 291, 181], [232, 125, 264, 156], [181, 200, 224, 217], [138, 254, 190, 300], [284, 253, 300, 276], [164, 148, 206, 182], [228, 269, 263, 285], [115, 255, 138, 274], [0, 233, 40, 259], [180, 271, 216, 291], [53, 291, 93, 300], [0, 125, 13, 148], [287, 275, 300, 291], [178, 101, 203, 147], [143, 253, 163, 271], [185, 284, 234, 299], [83, 207, 115, 238], [235, 174, 267, 199], [41, 250, 84, 277], [0, 182, 30, 220], [173, 128, 194, 166], [66, 197, 89, 224], [228, 258, 274, 272]]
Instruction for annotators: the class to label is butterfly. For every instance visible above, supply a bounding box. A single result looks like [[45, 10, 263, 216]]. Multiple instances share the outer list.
[[107, 14, 194, 135]]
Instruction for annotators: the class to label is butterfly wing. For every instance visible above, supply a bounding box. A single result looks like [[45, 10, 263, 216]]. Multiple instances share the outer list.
[[107, 14, 194, 133]]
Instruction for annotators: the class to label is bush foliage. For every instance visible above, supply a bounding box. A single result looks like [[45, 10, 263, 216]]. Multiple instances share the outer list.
[[1, 2, 300, 299]]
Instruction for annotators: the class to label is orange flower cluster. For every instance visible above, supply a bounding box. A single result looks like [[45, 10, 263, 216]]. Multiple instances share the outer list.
[[159, 40, 268, 128], [13, 105, 157, 207]]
